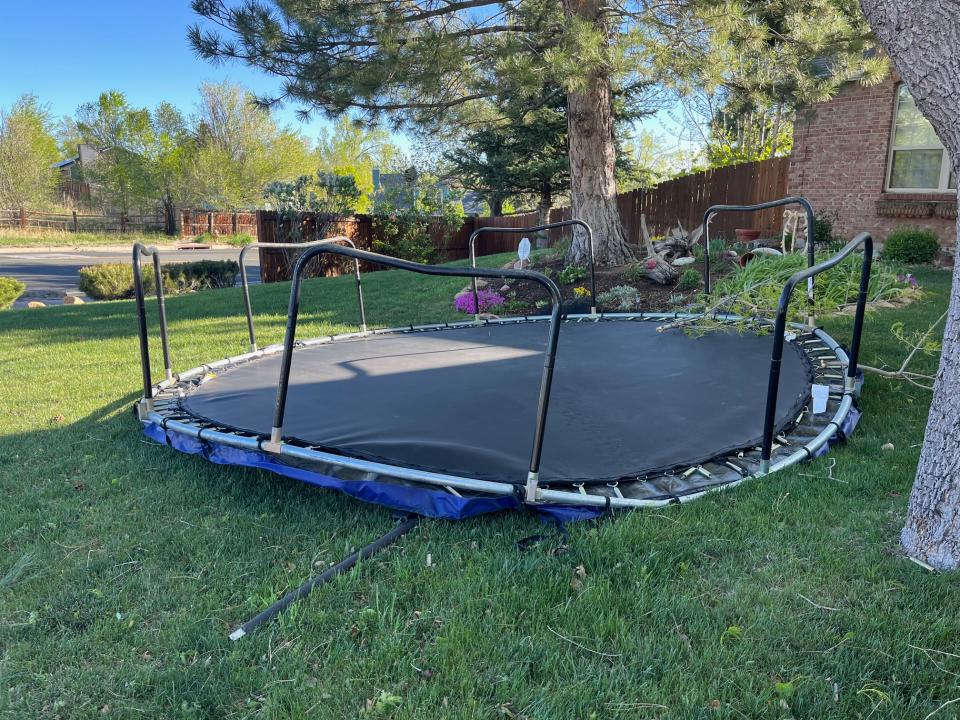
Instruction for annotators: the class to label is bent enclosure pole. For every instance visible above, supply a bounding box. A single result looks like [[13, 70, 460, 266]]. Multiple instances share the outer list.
[[702, 197, 815, 319], [469, 219, 596, 319], [265, 244, 564, 503], [239, 236, 367, 352], [759, 232, 873, 475], [132, 243, 172, 417]]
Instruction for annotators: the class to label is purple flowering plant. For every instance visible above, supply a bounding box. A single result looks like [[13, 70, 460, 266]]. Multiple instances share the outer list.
[[454, 289, 505, 314], [897, 273, 920, 288]]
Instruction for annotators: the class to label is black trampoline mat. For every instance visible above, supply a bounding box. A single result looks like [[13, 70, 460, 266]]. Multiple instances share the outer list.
[[182, 321, 812, 484]]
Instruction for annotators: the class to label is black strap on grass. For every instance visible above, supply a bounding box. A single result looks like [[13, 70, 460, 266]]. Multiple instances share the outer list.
[[228, 515, 419, 640]]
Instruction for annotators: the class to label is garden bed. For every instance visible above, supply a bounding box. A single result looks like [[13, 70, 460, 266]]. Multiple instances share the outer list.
[[462, 250, 738, 316]]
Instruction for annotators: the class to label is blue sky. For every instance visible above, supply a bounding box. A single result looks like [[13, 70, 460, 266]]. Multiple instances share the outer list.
[[0, 1, 334, 141]]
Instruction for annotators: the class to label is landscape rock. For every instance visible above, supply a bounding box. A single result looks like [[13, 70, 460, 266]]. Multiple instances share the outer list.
[[63, 295, 85, 305], [672, 256, 696, 267], [27, 301, 46, 308]]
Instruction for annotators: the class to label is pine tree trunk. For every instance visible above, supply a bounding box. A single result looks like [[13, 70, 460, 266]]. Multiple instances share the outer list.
[[562, 0, 635, 267], [536, 181, 552, 249], [860, 0, 960, 569]]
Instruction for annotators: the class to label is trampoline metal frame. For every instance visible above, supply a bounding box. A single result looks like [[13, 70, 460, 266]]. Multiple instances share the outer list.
[[469, 219, 597, 319], [239, 236, 367, 352], [133, 223, 873, 510], [264, 243, 565, 504], [702, 197, 816, 323], [139, 313, 855, 509]]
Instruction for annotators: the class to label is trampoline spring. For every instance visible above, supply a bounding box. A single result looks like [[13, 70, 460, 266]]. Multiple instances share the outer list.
[[724, 461, 746, 476], [574, 482, 587, 495], [606, 482, 624, 499], [444, 485, 462, 497]]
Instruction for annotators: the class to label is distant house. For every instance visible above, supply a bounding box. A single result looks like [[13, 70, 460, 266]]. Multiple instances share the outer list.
[[53, 144, 99, 204], [788, 67, 956, 258], [53, 143, 100, 182], [371, 167, 457, 211]]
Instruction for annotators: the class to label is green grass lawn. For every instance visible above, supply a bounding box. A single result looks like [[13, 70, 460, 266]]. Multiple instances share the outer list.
[[0, 230, 252, 249], [0, 229, 184, 249], [2, 257, 959, 719]]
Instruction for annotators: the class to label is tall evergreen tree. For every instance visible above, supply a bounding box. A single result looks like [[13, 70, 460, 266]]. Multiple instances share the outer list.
[[443, 92, 569, 225], [189, 0, 654, 264]]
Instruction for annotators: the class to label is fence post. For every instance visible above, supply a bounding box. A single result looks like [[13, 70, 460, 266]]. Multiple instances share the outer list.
[[18, 208, 26, 229], [232, 212, 238, 235], [120, 213, 128, 234], [72, 210, 78, 232], [207, 212, 214, 235]]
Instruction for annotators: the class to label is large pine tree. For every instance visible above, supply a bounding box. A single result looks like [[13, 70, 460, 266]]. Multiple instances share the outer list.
[[189, 0, 652, 264]]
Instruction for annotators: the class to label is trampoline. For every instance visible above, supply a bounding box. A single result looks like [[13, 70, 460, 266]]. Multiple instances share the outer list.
[[133, 204, 873, 520]]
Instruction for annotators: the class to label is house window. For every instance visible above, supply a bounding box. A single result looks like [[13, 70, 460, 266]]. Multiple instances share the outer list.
[[887, 84, 955, 192]]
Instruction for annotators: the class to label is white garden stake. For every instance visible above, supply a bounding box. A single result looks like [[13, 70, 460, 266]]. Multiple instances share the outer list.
[[518, 237, 531, 269]]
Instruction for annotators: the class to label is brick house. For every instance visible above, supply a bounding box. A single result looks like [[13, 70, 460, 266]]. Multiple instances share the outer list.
[[788, 70, 957, 258]]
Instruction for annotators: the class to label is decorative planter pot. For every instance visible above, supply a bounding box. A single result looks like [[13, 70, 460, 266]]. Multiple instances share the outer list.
[[735, 228, 761, 242]]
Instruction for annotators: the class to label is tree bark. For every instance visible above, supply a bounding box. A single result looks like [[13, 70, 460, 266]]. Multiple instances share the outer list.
[[562, 0, 635, 267], [860, 0, 960, 569], [162, 196, 176, 236], [536, 181, 552, 248]]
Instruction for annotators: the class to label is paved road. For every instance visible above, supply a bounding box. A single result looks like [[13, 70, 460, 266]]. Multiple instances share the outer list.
[[0, 246, 259, 304]]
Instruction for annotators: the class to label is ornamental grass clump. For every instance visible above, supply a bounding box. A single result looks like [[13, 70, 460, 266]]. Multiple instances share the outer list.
[[454, 289, 505, 314], [704, 252, 916, 324]]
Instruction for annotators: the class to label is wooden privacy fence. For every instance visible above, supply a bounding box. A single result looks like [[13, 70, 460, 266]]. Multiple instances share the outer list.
[[180, 210, 258, 238], [255, 157, 791, 282], [631, 157, 791, 241]]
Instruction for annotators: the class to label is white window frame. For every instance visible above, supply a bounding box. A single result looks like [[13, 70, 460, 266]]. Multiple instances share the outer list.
[[885, 84, 954, 193]]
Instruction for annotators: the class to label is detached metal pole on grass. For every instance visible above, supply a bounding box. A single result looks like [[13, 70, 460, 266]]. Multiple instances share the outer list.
[[228, 517, 419, 641]]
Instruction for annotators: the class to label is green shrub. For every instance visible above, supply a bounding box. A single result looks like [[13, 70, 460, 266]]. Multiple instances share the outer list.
[[79, 260, 240, 300], [557, 264, 587, 285], [0, 276, 25, 309], [813, 209, 842, 250], [693, 237, 729, 266], [79, 264, 143, 300], [625, 262, 647, 284], [884, 227, 939, 264], [501, 299, 529, 315], [676, 268, 702, 291], [711, 251, 914, 322], [163, 260, 240, 291], [597, 284, 641, 311]]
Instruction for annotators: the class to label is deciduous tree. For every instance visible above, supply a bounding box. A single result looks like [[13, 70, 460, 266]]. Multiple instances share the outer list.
[[186, 82, 315, 210], [0, 95, 61, 211]]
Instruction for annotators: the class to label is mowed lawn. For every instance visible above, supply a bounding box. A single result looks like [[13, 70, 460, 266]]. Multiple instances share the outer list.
[[1, 256, 959, 719]]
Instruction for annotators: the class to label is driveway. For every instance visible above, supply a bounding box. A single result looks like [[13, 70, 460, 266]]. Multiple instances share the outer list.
[[0, 246, 259, 306]]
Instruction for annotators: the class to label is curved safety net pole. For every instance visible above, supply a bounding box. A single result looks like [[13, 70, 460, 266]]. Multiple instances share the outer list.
[[468, 219, 596, 318], [264, 244, 564, 504], [759, 232, 873, 474], [239, 236, 367, 352], [702, 197, 816, 323], [132, 243, 172, 418]]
